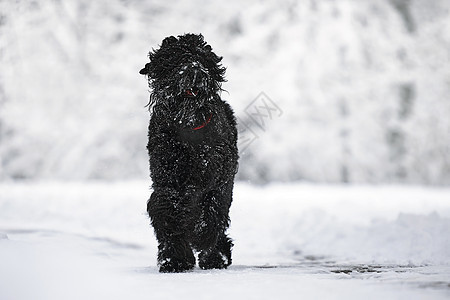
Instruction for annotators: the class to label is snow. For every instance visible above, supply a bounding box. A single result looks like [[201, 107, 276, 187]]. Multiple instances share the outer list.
[[1, 181, 449, 299], [2, 0, 450, 184], [2, 1, 449, 297]]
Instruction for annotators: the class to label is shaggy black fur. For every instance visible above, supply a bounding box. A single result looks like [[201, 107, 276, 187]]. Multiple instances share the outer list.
[[140, 34, 238, 273]]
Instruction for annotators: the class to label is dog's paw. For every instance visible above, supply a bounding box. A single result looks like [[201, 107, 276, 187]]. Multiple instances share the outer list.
[[159, 257, 195, 273], [198, 250, 230, 270]]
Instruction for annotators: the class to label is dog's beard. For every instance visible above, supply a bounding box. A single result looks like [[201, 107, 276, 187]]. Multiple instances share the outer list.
[[151, 88, 213, 129], [172, 97, 204, 127]]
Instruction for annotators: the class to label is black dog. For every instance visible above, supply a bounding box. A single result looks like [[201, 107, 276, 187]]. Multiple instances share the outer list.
[[140, 34, 238, 273]]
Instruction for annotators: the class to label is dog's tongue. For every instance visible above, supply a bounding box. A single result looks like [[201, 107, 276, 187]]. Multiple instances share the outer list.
[[186, 89, 198, 97]]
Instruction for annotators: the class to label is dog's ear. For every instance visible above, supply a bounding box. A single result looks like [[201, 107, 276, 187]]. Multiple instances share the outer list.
[[139, 63, 150, 75], [161, 36, 178, 47]]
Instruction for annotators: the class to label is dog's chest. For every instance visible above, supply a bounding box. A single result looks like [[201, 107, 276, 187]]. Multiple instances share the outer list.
[[176, 126, 216, 144], [173, 136, 218, 185], [177, 128, 209, 146]]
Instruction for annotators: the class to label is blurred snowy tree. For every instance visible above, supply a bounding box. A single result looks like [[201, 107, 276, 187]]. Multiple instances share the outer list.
[[0, 0, 449, 184]]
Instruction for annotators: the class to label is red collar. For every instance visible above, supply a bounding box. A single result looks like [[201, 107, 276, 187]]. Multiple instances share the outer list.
[[192, 113, 212, 130]]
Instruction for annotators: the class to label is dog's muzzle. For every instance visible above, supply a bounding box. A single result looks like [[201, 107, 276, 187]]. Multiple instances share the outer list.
[[180, 62, 208, 98]]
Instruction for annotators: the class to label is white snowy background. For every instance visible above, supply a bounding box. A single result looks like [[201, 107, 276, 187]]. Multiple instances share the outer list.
[[1, 0, 450, 299]]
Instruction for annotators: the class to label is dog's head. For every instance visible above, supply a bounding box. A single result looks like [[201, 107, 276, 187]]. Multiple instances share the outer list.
[[140, 34, 226, 111]]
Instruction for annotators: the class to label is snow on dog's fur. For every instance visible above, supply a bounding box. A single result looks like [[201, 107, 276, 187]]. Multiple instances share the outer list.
[[140, 34, 238, 272]]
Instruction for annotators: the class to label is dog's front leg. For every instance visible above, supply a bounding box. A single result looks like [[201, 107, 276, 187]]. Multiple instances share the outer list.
[[147, 187, 195, 272], [196, 185, 234, 270]]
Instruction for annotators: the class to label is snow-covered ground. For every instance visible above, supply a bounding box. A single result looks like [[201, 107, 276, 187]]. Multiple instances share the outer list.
[[1, 181, 449, 299]]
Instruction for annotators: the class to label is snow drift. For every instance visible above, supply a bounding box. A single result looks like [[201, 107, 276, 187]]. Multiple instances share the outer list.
[[1, 182, 449, 300]]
